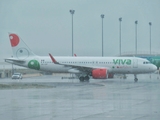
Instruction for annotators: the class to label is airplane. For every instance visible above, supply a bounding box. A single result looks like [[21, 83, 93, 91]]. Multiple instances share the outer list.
[[5, 33, 157, 82]]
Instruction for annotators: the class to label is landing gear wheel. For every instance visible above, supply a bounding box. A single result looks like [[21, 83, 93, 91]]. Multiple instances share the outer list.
[[79, 76, 84, 82], [134, 78, 138, 82], [84, 76, 90, 82]]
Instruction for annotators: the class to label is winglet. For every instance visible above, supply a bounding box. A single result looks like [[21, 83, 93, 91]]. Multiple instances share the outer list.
[[49, 53, 59, 64], [74, 54, 77, 57]]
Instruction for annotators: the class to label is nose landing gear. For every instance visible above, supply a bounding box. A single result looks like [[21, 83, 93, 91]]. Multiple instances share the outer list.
[[134, 74, 138, 82]]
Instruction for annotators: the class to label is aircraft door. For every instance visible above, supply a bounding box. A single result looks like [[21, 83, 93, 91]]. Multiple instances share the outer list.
[[133, 59, 138, 68]]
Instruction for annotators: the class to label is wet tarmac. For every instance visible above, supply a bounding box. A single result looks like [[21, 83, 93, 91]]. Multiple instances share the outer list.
[[0, 74, 160, 120]]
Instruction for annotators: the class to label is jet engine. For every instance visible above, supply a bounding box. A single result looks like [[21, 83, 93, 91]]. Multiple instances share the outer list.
[[92, 68, 107, 79]]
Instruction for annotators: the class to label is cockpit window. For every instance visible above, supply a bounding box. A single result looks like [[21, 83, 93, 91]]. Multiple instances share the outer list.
[[143, 61, 151, 64]]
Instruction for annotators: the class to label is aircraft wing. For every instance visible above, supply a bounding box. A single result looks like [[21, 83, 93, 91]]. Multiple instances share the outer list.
[[49, 53, 110, 73]]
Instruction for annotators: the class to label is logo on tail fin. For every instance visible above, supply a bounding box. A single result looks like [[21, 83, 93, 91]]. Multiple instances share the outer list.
[[16, 48, 29, 59], [9, 33, 35, 59], [9, 34, 20, 47]]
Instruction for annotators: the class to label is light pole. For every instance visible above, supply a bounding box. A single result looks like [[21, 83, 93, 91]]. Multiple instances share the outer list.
[[101, 14, 104, 57], [149, 22, 152, 55], [69, 9, 75, 56], [119, 17, 122, 56], [135, 20, 138, 55]]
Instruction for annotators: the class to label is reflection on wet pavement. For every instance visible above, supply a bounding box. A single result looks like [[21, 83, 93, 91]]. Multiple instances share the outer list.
[[0, 74, 160, 120]]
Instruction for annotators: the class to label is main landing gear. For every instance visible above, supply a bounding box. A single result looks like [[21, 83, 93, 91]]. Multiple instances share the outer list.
[[134, 74, 138, 82], [79, 76, 90, 82]]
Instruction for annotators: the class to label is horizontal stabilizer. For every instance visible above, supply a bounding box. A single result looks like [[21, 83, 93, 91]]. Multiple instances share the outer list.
[[5, 58, 25, 63]]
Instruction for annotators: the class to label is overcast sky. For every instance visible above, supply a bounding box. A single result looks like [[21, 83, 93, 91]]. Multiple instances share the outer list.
[[0, 0, 160, 62]]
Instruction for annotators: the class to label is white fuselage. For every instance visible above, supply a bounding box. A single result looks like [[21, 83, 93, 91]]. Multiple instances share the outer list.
[[12, 56, 157, 74]]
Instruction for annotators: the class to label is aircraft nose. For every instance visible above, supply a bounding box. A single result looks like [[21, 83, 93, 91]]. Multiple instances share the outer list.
[[152, 65, 157, 72]]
